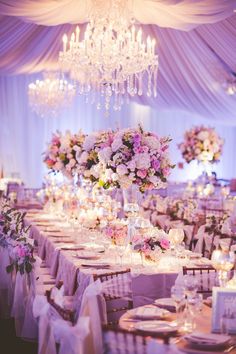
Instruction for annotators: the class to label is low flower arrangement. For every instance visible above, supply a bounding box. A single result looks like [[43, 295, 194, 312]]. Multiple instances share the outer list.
[[178, 126, 224, 164], [104, 222, 127, 245], [133, 229, 170, 261]]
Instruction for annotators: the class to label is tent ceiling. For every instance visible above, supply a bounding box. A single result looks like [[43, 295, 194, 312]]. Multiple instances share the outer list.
[[0, 0, 236, 123]]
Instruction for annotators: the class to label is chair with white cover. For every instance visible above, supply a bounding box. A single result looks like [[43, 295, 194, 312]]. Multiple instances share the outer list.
[[93, 268, 133, 326], [33, 294, 90, 354]]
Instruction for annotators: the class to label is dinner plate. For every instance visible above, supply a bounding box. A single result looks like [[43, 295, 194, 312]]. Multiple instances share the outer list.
[[128, 306, 170, 320], [184, 333, 231, 350], [80, 262, 110, 268], [154, 298, 176, 312], [134, 320, 178, 333], [76, 251, 101, 260]]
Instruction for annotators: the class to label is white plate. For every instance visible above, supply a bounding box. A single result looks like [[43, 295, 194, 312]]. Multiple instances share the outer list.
[[184, 333, 231, 349], [134, 320, 178, 333], [189, 252, 202, 259], [128, 306, 170, 320], [77, 252, 101, 260], [80, 262, 110, 268], [154, 298, 176, 311]]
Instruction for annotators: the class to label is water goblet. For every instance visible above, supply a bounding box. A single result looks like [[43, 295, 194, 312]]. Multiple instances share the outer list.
[[171, 285, 186, 326], [211, 249, 235, 287]]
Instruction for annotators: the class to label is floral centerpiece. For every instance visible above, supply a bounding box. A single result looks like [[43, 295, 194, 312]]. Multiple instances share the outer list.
[[43, 130, 85, 179], [78, 130, 114, 185], [104, 222, 127, 245], [99, 126, 174, 192], [133, 229, 170, 261], [178, 126, 224, 164]]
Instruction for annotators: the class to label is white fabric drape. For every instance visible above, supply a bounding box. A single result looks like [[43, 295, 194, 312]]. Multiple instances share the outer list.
[[0, 0, 235, 29]]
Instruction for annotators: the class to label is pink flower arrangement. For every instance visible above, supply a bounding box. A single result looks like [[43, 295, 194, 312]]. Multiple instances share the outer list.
[[178, 126, 224, 164], [100, 126, 174, 192], [104, 223, 127, 244], [133, 232, 170, 259], [43, 130, 85, 179]]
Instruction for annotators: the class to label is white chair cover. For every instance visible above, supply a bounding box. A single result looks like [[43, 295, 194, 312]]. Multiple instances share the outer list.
[[11, 271, 30, 336], [33, 295, 58, 354], [0, 247, 14, 318], [52, 316, 90, 354], [79, 280, 107, 354]]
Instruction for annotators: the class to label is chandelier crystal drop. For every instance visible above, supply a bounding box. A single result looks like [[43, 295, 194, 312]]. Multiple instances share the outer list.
[[28, 72, 76, 117], [59, 0, 159, 112]]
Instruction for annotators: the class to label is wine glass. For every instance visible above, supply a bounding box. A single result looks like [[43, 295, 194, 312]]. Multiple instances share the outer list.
[[211, 249, 235, 287], [89, 229, 98, 248], [171, 285, 186, 326], [183, 275, 198, 297], [115, 237, 126, 266], [169, 228, 185, 254]]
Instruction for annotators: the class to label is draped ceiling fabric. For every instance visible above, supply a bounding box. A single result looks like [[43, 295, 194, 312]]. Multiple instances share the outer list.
[[0, 0, 236, 123], [0, 1, 236, 186]]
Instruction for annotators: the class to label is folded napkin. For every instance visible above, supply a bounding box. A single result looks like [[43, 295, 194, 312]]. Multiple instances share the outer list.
[[133, 306, 167, 319], [185, 332, 230, 345]]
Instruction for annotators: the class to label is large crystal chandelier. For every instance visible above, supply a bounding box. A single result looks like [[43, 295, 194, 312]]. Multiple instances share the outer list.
[[28, 72, 75, 117], [59, 0, 158, 112]]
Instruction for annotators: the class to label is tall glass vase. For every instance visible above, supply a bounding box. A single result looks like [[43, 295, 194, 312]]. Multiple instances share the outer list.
[[123, 184, 140, 262]]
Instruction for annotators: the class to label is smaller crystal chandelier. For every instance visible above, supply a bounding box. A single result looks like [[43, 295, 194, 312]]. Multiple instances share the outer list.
[[28, 72, 75, 117], [224, 74, 236, 95], [59, 0, 158, 112]]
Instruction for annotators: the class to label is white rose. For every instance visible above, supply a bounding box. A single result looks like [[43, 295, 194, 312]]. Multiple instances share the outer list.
[[149, 175, 158, 185], [198, 131, 209, 140], [79, 151, 89, 164], [98, 147, 112, 164], [135, 153, 151, 169], [111, 173, 119, 181], [116, 164, 128, 176], [143, 136, 160, 150], [111, 138, 123, 152], [83, 134, 97, 151]]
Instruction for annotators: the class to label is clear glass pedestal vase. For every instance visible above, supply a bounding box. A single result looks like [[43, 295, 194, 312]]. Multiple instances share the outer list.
[[123, 184, 141, 264]]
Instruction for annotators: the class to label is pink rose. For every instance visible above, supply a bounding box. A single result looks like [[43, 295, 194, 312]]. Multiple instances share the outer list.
[[160, 238, 170, 250], [137, 169, 147, 179]]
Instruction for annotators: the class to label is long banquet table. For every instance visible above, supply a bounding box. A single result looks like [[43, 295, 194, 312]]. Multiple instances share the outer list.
[[26, 210, 213, 313]]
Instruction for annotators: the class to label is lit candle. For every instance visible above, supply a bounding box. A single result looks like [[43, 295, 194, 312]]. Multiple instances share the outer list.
[[62, 34, 68, 52], [76, 26, 80, 43]]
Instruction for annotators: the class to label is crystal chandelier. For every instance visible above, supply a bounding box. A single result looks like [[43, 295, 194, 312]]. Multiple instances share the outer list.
[[59, 0, 158, 112], [224, 74, 236, 95], [28, 72, 75, 117]]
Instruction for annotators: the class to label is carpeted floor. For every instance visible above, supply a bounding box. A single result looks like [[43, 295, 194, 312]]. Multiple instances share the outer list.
[[0, 319, 37, 354]]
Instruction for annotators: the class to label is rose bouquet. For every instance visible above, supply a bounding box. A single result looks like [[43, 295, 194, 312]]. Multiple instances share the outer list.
[[43, 130, 85, 179], [100, 126, 174, 192], [178, 126, 224, 164]]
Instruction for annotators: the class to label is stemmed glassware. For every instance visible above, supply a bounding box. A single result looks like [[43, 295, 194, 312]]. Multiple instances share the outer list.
[[169, 228, 185, 255], [115, 237, 126, 266], [171, 285, 186, 326], [211, 249, 235, 287]]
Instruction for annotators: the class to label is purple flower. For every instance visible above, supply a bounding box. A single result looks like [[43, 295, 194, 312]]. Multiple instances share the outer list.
[[151, 159, 160, 170]]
